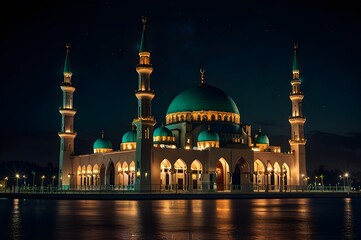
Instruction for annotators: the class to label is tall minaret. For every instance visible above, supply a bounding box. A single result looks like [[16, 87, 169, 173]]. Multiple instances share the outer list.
[[58, 44, 77, 189], [133, 17, 156, 191], [288, 43, 307, 185]]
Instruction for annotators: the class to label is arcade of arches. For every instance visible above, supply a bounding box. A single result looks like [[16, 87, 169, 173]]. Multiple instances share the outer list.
[[73, 158, 290, 192]]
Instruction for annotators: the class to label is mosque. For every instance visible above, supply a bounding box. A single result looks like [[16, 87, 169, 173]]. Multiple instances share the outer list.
[[57, 18, 307, 192]]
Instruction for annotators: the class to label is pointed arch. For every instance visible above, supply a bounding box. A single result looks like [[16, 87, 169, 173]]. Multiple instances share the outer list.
[[99, 164, 105, 186], [191, 160, 202, 190], [129, 161, 136, 188], [216, 157, 230, 191], [232, 157, 251, 191], [93, 164, 100, 187], [121, 162, 130, 187], [273, 162, 281, 188], [106, 161, 115, 187], [282, 163, 290, 190], [81, 165, 86, 188], [115, 161, 122, 186], [173, 159, 187, 190], [76, 166, 82, 188], [160, 159, 172, 189], [254, 159, 265, 191]]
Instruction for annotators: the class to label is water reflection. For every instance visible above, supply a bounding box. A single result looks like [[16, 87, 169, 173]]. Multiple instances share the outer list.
[[9, 199, 22, 240], [343, 198, 354, 238], [1, 198, 360, 239]]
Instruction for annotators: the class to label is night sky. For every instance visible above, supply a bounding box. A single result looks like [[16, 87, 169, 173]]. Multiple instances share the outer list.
[[1, 0, 360, 172]]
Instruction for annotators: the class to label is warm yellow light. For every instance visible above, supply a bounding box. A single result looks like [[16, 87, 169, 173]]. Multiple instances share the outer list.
[[16, 174, 20, 179], [41, 175, 45, 179]]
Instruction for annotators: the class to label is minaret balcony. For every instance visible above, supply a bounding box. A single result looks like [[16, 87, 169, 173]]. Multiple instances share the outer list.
[[289, 93, 304, 101], [136, 65, 153, 74], [291, 79, 301, 84], [58, 132, 77, 139], [59, 107, 77, 116], [288, 116, 306, 124], [60, 84, 76, 92], [289, 139, 307, 145], [135, 90, 155, 99]]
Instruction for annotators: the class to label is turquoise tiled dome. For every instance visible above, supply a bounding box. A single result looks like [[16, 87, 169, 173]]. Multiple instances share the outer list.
[[198, 129, 219, 142], [167, 84, 239, 115], [93, 138, 113, 149], [154, 126, 172, 137], [122, 130, 137, 143], [254, 130, 269, 145]]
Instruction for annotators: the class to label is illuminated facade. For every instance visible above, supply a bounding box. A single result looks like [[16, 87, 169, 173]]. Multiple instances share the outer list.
[[58, 19, 307, 192]]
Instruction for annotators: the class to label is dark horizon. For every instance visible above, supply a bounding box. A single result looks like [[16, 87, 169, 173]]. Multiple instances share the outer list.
[[1, 0, 360, 172]]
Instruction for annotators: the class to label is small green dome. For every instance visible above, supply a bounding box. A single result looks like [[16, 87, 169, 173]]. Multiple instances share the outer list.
[[198, 129, 219, 142], [93, 138, 113, 149], [154, 126, 173, 137], [167, 84, 239, 115], [254, 130, 269, 145], [122, 130, 137, 143]]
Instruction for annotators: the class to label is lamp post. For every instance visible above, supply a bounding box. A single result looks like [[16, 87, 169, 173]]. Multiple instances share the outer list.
[[315, 176, 318, 190], [345, 173, 349, 192], [16, 174, 20, 188], [41, 175, 45, 192], [52, 176, 56, 190], [320, 174, 324, 191], [4, 177, 8, 191]]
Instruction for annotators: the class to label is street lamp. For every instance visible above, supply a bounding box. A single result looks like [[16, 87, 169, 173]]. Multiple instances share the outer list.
[[41, 175, 45, 191], [320, 174, 324, 190], [16, 174, 20, 188], [344, 173, 349, 192], [52, 176, 56, 189], [4, 177, 8, 191], [23, 175, 27, 186]]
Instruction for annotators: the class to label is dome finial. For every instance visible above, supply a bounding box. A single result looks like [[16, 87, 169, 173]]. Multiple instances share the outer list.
[[292, 43, 299, 71], [63, 43, 72, 74], [101, 130, 104, 138], [142, 16, 147, 31], [293, 42, 298, 50], [66, 43, 71, 52], [200, 68, 205, 85]]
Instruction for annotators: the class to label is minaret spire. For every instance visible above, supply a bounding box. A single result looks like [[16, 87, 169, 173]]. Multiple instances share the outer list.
[[58, 43, 77, 189], [200, 68, 205, 85], [288, 43, 307, 186], [139, 16, 149, 53], [292, 43, 299, 71], [133, 17, 156, 192]]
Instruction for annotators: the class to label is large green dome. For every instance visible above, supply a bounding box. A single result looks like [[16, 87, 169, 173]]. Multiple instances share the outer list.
[[93, 138, 113, 149], [167, 84, 239, 115], [122, 130, 137, 143]]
